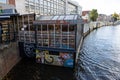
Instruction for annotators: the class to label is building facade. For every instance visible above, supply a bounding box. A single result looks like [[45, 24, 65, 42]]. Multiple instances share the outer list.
[[97, 14, 107, 21], [67, 0, 82, 15], [0, 0, 82, 16], [0, 0, 16, 10], [82, 11, 91, 23]]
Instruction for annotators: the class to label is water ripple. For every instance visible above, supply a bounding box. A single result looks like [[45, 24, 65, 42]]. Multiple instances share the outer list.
[[76, 26, 120, 80]]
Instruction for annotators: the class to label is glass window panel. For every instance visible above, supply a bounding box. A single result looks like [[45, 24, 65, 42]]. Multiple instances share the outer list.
[[61, 25, 69, 49], [37, 25, 42, 46], [44, 1, 47, 6], [43, 39, 48, 46], [40, 1, 43, 4], [25, 4, 29, 11], [30, 5, 35, 12], [49, 25, 54, 31], [44, 8, 48, 14], [52, 16, 59, 20], [74, 15, 78, 20], [35, 0, 39, 3], [64, 15, 75, 20], [51, 3, 54, 8], [42, 25, 47, 31], [42, 25, 48, 46], [55, 25, 61, 48], [48, 2, 50, 6], [49, 25, 54, 47], [58, 16, 65, 20], [62, 25, 68, 32], [69, 25, 75, 31]]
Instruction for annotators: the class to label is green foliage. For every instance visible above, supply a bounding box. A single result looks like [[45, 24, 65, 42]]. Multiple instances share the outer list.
[[90, 9, 98, 21], [0, 9, 3, 14], [112, 12, 119, 21]]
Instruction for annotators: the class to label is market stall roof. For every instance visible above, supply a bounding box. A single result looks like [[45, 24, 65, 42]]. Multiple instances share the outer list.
[[38, 15, 79, 20], [0, 13, 19, 16], [0, 9, 19, 19], [34, 14, 83, 25]]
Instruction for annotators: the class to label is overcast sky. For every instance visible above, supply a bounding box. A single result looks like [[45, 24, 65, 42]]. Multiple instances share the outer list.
[[1, 0, 120, 15], [74, 0, 120, 15]]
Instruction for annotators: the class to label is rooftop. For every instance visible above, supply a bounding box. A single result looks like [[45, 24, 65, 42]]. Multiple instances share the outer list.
[[34, 14, 83, 24]]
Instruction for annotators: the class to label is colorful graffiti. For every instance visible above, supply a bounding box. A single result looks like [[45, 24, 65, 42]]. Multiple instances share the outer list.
[[44, 51, 54, 64], [36, 50, 45, 63], [36, 50, 74, 68]]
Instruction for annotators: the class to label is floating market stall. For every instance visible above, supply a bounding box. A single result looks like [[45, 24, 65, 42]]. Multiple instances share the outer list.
[[18, 14, 83, 68]]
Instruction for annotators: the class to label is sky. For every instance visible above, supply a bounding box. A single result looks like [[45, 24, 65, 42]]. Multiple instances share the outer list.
[[74, 0, 120, 15], [0, 0, 120, 15], [0, 0, 6, 3]]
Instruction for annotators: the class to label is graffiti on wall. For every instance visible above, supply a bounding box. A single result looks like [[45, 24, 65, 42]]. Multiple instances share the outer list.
[[24, 43, 35, 57], [36, 50, 74, 68]]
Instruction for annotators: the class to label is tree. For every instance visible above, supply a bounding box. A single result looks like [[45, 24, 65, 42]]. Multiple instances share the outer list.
[[0, 9, 2, 14], [112, 12, 119, 21], [118, 15, 120, 20], [90, 9, 98, 21]]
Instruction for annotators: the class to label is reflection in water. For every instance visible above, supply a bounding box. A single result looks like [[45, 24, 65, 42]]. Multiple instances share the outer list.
[[76, 25, 120, 80]]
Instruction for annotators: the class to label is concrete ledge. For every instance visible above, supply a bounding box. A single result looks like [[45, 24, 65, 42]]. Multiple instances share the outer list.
[[83, 30, 90, 38], [0, 42, 21, 79], [83, 22, 105, 38]]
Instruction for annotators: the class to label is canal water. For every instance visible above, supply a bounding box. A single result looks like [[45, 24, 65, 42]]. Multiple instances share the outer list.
[[2, 58, 74, 80], [76, 25, 120, 80]]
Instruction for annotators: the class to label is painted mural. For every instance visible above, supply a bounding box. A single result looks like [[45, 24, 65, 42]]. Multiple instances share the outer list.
[[36, 50, 74, 68]]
